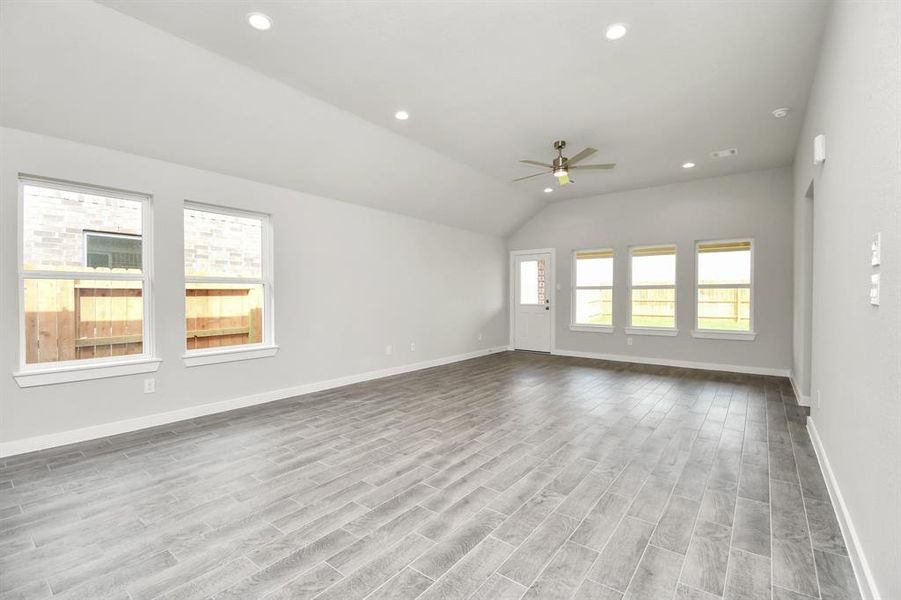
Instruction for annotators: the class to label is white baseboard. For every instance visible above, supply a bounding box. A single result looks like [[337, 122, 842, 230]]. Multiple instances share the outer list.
[[551, 348, 790, 378], [790, 372, 812, 407], [0, 346, 509, 458], [807, 417, 878, 600]]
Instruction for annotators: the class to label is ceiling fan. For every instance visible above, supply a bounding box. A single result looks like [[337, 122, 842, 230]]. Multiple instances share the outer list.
[[514, 140, 616, 186]]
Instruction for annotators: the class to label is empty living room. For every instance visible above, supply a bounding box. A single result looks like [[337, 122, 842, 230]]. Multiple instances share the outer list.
[[1, 1, 899, 599]]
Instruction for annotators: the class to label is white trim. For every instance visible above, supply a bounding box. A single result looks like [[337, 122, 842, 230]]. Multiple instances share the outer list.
[[18, 173, 150, 201], [691, 329, 757, 341], [625, 326, 680, 337], [0, 346, 508, 457], [509, 248, 556, 352], [13, 358, 161, 388], [807, 417, 876, 600], [183, 344, 279, 367], [569, 324, 615, 333], [22, 270, 144, 281], [790, 372, 812, 407], [552, 348, 790, 377]]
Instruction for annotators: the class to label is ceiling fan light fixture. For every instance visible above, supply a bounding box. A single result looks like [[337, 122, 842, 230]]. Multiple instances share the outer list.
[[605, 23, 628, 40], [553, 167, 568, 177]]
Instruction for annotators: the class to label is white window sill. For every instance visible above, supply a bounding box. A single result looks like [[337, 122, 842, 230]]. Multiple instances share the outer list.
[[624, 326, 679, 337], [691, 330, 757, 341], [183, 344, 278, 367], [13, 358, 162, 388], [570, 324, 615, 333]]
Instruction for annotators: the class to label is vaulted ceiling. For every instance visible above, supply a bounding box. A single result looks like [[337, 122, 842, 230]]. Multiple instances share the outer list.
[[1, 0, 828, 235]]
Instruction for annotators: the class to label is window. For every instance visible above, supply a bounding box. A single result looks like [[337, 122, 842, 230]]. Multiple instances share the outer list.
[[183, 203, 275, 365], [695, 240, 754, 337], [518, 258, 546, 305], [15, 177, 157, 386], [572, 249, 613, 328], [85, 232, 142, 269], [629, 245, 677, 332]]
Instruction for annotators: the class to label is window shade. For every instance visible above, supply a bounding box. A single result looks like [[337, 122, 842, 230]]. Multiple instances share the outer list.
[[576, 249, 613, 260], [632, 245, 676, 257], [698, 241, 751, 253]]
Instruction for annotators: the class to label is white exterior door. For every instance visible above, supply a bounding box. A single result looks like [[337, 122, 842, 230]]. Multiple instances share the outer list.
[[514, 252, 552, 352]]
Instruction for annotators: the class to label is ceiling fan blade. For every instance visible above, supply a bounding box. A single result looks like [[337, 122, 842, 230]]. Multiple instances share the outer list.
[[520, 159, 553, 168], [570, 163, 617, 170], [513, 171, 549, 182], [567, 147, 597, 165]]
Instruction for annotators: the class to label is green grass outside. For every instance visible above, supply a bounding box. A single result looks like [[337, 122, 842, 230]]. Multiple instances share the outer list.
[[697, 318, 751, 331], [630, 315, 675, 328]]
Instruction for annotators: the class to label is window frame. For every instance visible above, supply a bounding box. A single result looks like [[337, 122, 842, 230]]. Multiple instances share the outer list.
[[570, 248, 615, 333], [14, 175, 159, 387], [181, 201, 277, 366], [626, 243, 679, 336], [692, 238, 757, 341]]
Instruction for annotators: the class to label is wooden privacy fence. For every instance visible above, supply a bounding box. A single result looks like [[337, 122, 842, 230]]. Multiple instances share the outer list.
[[185, 285, 262, 350], [24, 280, 262, 364], [593, 288, 750, 327]]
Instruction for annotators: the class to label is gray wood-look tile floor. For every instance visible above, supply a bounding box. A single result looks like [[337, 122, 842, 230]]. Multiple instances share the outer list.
[[0, 351, 861, 600]]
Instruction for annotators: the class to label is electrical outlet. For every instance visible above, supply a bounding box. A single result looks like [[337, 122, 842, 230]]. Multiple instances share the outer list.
[[627, 337, 633, 346], [410, 342, 416, 352], [143, 378, 155, 394], [385, 345, 392, 355]]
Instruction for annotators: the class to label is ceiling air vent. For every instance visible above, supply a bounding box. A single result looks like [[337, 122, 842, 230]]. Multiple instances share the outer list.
[[710, 148, 738, 159]]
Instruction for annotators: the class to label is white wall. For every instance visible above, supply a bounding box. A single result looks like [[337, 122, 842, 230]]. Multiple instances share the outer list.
[[0, 127, 508, 447], [791, 1, 901, 597], [508, 168, 794, 373]]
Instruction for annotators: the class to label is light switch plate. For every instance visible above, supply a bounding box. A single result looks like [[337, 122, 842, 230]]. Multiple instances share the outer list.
[[870, 273, 880, 306], [871, 232, 881, 266]]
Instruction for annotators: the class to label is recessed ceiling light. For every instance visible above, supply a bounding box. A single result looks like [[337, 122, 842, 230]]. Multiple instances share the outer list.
[[544, 187, 554, 193], [247, 12, 272, 31], [394, 110, 410, 120], [682, 162, 696, 169], [605, 23, 628, 40], [772, 107, 792, 118]]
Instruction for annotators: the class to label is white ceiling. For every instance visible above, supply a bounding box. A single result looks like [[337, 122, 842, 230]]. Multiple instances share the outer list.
[[100, 0, 828, 203]]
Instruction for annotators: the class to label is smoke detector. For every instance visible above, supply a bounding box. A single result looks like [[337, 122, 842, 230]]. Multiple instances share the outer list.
[[772, 107, 792, 118], [710, 148, 738, 159]]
